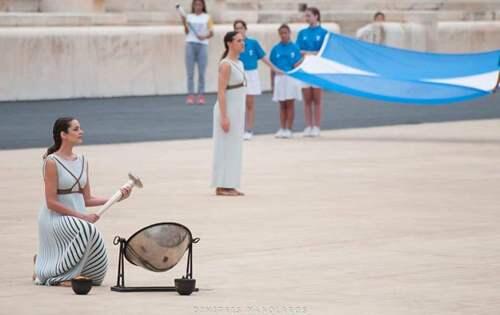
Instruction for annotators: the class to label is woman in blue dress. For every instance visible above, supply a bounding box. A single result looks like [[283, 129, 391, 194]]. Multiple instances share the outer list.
[[233, 19, 280, 141], [269, 24, 303, 139], [296, 7, 328, 137]]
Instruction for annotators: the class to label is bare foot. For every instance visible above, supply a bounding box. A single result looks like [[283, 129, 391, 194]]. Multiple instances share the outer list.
[[233, 189, 245, 196], [59, 280, 72, 287]]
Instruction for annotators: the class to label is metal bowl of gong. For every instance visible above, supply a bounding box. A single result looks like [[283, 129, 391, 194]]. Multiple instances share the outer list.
[[111, 222, 200, 295]]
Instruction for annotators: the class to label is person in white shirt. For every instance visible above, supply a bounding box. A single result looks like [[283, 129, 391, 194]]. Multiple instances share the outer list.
[[180, 0, 214, 105], [356, 11, 386, 43]]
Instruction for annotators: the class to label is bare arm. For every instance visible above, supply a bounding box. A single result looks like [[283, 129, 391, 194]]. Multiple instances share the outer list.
[[300, 50, 319, 56], [270, 68, 276, 92], [495, 72, 500, 92], [294, 56, 305, 68], [181, 16, 189, 35], [83, 161, 131, 207], [44, 159, 97, 222], [261, 56, 283, 74], [82, 162, 107, 207], [218, 62, 231, 132], [197, 31, 214, 40]]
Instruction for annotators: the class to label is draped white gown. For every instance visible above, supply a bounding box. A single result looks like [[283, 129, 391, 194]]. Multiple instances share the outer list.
[[211, 58, 247, 188], [35, 154, 108, 285]]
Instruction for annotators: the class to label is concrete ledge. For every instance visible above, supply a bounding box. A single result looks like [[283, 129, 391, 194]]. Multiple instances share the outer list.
[[0, 23, 340, 101]]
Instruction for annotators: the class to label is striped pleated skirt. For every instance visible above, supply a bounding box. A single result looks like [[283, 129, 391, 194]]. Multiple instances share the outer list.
[[35, 200, 108, 285]]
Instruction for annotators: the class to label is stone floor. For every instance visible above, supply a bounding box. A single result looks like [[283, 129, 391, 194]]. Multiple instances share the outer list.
[[1, 119, 500, 314]]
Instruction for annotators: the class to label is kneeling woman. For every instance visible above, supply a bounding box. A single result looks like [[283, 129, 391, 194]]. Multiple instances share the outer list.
[[35, 117, 132, 286]]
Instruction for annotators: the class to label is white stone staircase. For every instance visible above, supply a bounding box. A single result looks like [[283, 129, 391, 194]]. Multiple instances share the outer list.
[[0, 0, 498, 29]]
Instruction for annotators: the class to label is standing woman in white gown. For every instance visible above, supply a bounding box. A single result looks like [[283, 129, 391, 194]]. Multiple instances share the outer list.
[[212, 31, 247, 196], [35, 117, 132, 286]]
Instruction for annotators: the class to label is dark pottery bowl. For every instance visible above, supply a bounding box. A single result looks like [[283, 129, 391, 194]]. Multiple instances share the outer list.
[[71, 277, 92, 295], [174, 278, 196, 296]]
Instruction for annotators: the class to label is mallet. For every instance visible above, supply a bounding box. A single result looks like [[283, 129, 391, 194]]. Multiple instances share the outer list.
[[96, 173, 143, 217]]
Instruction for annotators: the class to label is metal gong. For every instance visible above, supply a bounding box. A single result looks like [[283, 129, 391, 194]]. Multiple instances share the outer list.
[[125, 223, 192, 272], [111, 222, 200, 294]]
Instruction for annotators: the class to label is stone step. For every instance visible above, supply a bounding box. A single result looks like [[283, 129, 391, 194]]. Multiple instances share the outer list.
[[256, 0, 500, 11], [2, 0, 500, 14], [256, 9, 499, 24], [1, 0, 108, 12], [40, 0, 105, 13], [0, 10, 497, 27], [105, 0, 203, 12], [225, 0, 259, 11], [0, 12, 127, 26], [0, 0, 40, 12]]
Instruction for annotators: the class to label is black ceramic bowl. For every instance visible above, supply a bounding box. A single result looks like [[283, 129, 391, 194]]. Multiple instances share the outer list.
[[71, 277, 93, 295], [174, 278, 196, 295]]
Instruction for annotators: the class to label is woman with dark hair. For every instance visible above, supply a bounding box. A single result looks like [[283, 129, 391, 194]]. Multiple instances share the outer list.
[[296, 7, 328, 137], [34, 117, 132, 286], [181, 0, 214, 105], [270, 24, 303, 139], [212, 31, 247, 196], [233, 19, 281, 141]]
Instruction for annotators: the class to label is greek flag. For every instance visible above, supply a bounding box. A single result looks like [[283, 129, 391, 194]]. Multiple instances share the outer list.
[[288, 32, 500, 105]]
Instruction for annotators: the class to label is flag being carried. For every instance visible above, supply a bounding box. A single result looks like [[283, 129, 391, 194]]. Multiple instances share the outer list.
[[288, 32, 500, 105]]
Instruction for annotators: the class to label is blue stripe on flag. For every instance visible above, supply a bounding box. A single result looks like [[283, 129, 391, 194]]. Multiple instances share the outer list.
[[289, 70, 490, 105]]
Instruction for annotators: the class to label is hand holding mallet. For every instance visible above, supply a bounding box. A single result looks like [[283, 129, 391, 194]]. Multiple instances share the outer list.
[[96, 173, 143, 217]]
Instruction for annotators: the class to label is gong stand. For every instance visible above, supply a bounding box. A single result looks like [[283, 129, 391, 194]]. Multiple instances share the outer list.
[[111, 236, 200, 292]]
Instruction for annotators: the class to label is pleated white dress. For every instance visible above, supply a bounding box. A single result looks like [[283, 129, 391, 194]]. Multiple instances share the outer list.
[[212, 58, 247, 188], [35, 154, 108, 286]]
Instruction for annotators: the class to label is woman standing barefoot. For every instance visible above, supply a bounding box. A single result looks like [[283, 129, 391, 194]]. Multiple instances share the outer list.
[[35, 117, 132, 286], [212, 32, 247, 196]]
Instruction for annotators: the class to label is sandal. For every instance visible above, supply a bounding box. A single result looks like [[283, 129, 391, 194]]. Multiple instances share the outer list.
[[216, 188, 244, 196]]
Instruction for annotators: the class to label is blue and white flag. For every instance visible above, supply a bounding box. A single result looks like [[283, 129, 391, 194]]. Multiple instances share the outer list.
[[288, 32, 500, 105]]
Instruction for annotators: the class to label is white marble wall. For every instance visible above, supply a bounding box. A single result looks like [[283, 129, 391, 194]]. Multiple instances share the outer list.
[[0, 23, 340, 101], [355, 21, 500, 53], [356, 22, 431, 51], [0, 21, 498, 101], [437, 21, 500, 52]]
